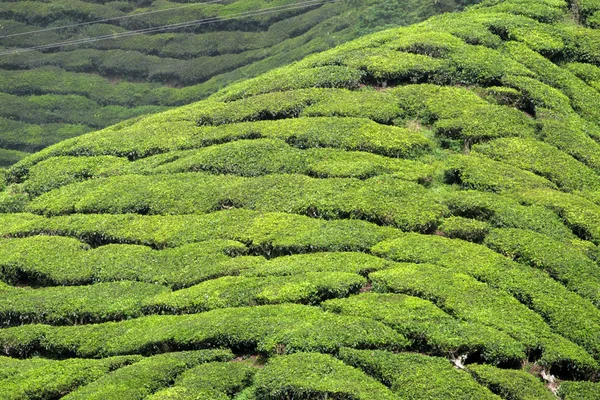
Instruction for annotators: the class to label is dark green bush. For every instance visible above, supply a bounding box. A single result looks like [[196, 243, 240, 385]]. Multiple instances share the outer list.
[[485, 228, 600, 306], [63, 350, 234, 400], [558, 380, 600, 400], [322, 293, 526, 365], [148, 362, 256, 399], [253, 352, 399, 399], [0, 304, 408, 358], [144, 272, 366, 313], [468, 363, 555, 400], [438, 216, 491, 242], [338, 348, 500, 399]]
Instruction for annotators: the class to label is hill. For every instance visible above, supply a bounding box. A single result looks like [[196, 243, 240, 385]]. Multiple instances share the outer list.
[[1, 0, 600, 398], [0, 0, 476, 167]]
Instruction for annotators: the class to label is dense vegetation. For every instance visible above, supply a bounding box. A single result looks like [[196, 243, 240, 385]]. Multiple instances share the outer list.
[[1, 0, 600, 398], [0, 0, 477, 166]]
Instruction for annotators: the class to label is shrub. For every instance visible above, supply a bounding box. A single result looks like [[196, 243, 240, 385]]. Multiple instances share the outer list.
[[27, 172, 447, 232], [467, 363, 555, 400], [322, 293, 526, 365], [253, 352, 398, 399], [485, 228, 600, 306], [148, 362, 256, 399], [473, 138, 600, 192], [63, 350, 234, 400], [438, 216, 491, 242], [558, 381, 600, 400], [0, 281, 169, 326], [371, 235, 600, 373], [143, 272, 366, 314], [0, 355, 139, 400], [338, 348, 500, 399], [0, 304, 408, 358]]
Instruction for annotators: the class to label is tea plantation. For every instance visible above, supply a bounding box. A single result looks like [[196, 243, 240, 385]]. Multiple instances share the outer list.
[[0, 0, 477, 167], [1, 0, 600, 398]]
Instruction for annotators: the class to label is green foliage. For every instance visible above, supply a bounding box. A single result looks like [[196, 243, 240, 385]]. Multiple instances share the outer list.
[[558, 381, 600, 400], [485, 228, 600, 306], [338, 348, 500, 399], [27, 172, 447, 232], [63, 350, 234, 400], [0, 281, 169, 326], [438, 216, 491, 242], [467, 363, 555, 400], [371, 235, 600, 374], [0, 355, 139, 400], [148, 362, 256, 399], [0, 304, 408, 358], [473, 138, 600, 192], [253, 352, 399, 399], [322, 293, 526, 365], [144, 272, 366, 313]]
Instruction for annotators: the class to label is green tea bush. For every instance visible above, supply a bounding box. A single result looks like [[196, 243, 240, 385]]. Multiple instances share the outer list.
[[144, 272, 366, 314], [438, 216, 491, 242], [440, 189, 576, 241], [558, 380, 600, 400], [253, 352, 399, 399], [468, 363, 555, 400], [0, 304, 408, 358], [148, 362, 256, 399], [485, 228, 600, 306], [322, 293, 526, 365], [368, 263, 595, 373], [27, 173, 447, 232], [473, 138, 600, 192], [0, 236, 251, 288], [443, 154, 557, 192], [63, 350, 234, 400], [371, 235, 600, 372], [0, 281, 169, 326], [23, 155, 129, 196], [0, 355, 138, 400], [241, 251, 394, 277], [338, 348, 500, 399], [0, 209, 399, 253], [519, 189, 600, 243]]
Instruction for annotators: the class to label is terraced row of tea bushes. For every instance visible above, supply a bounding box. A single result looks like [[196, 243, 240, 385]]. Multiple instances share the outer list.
[[369, 264, 597, 375], [322, 293, 526, 365], [0, 271, 367, 326], [0, 92, 167, 128], [371, 234, 600, 370], [338, 348, 500, 399], [473, 137, 600, 192], [63, 350, 235, 400], [147, 361, 256, 400], [144, 272, 366, 314], [0, 304, 408, 358], [7, 115, 430, 178], [252, 352, 399, 399], [0, 281, 168, 326], [559, 380, 600, 399], [26, 172, 447, 232], [484, 228, 600, 306], [0, 354, 139, 399], [0, 236, 251, 287], [466, 363, 555, 400], [17, 145, 434, 197]]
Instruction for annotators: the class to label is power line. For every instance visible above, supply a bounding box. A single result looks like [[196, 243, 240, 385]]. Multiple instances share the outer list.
[[0, 0, 224, 39], [0, 0, 337, 56]]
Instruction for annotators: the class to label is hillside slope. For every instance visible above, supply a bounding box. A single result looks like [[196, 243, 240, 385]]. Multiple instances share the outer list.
[[1, 0, 600, 398], [0, 0, 476, 166]]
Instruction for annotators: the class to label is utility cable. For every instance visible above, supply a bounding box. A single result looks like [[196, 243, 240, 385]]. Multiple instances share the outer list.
[[0, 0, 337, 56], [0, 0, 224, 39]]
